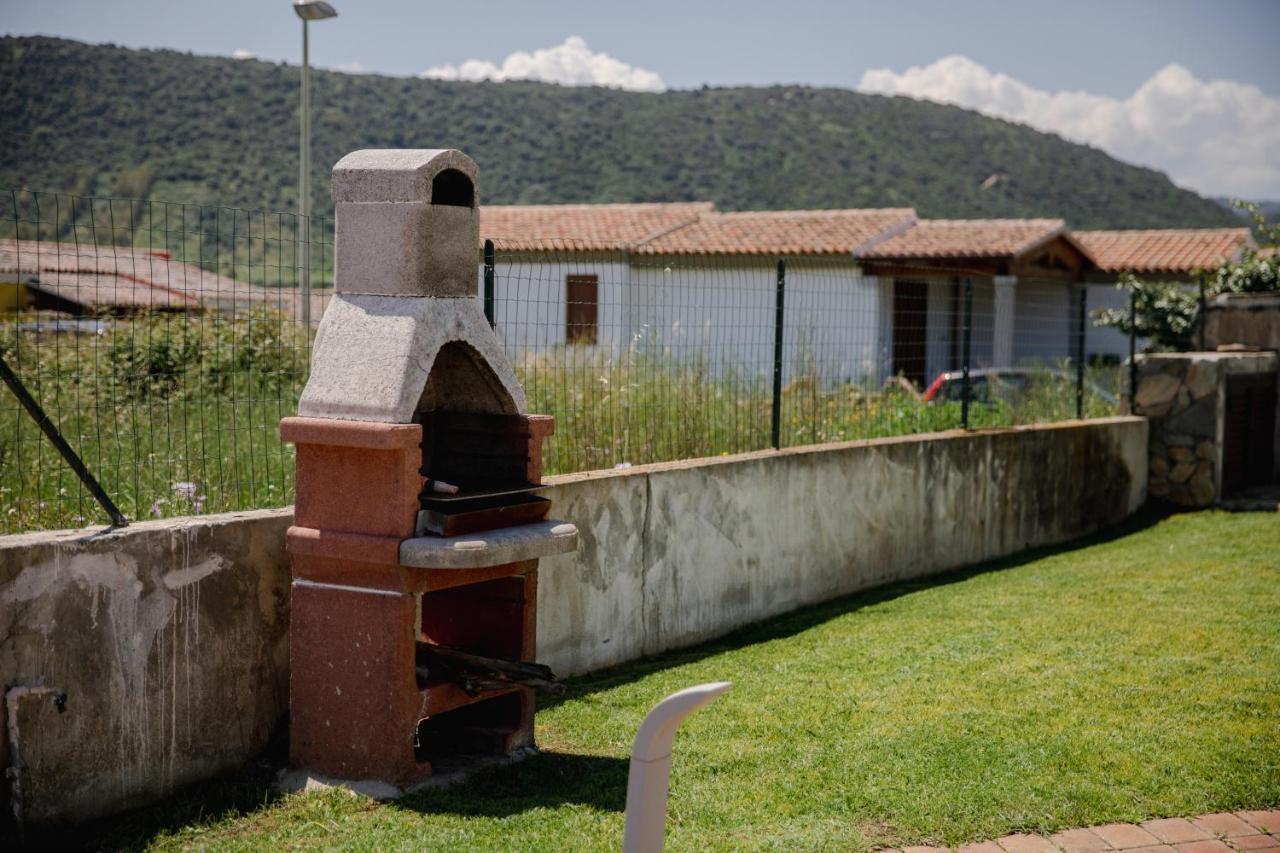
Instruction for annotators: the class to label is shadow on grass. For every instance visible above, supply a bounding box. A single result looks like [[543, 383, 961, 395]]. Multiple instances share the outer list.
[[13, 507, 1175, 850], [16, 750, 628, 851], [14, 742, 288, 852], [391, 751, 628, 819]]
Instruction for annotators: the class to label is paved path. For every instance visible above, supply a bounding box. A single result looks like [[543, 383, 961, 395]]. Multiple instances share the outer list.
[[885, 811, 1280, 853]]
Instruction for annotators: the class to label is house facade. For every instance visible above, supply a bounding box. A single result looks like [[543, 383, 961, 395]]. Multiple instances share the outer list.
[[475, 202, 1253, 389], [2, 206, 1250, 393]]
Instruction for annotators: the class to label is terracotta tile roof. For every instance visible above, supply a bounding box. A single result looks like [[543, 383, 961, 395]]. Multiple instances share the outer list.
[[635, 208, 917, 256], [480, 202, 714, 252], [0, 239, 290, 313], [857, 219, 1068, 261], [1074, 228, 1251, 274]]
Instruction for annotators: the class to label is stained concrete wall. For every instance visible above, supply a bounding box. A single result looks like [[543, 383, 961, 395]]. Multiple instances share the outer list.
[[0, 509, 293, 825], [537, 416, 1147, 675], [0, 417, 1146, 825]]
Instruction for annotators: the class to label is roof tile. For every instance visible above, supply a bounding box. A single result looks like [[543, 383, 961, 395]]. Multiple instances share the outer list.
[[480, 202, 713, 252], [636, 208, 917, 256], [1075, 229, 1251, 274], [857, 219, 1067, 261]]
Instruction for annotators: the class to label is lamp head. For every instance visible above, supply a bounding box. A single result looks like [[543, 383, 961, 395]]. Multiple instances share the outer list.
[[293, 0, 338, 21]]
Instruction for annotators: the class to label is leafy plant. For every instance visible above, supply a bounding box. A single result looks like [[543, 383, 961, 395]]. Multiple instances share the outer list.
[[106, 314, 201, 400], [1094, 201, 1280, 351], [201, 307, 307, 393]]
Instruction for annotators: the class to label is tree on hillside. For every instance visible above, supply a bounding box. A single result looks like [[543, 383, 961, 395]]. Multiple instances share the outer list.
[[1095, 202, 1280, 351]]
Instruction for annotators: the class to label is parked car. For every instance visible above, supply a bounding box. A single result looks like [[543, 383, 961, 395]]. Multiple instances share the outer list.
[[922, 367, 1117, 406]]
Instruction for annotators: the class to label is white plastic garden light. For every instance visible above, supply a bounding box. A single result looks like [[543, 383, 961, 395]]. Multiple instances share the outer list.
[[622, 681, 732, 853]]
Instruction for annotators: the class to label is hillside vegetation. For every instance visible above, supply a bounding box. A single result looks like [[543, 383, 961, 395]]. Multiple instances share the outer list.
[[0, 36, 1240, 229]]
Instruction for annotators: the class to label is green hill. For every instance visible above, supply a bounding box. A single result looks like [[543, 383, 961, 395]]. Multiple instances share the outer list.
[[0, 36, 1240, 229]]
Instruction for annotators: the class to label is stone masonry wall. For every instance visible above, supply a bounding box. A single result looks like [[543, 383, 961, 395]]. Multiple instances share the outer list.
[[1133, 352, 1279, 506]]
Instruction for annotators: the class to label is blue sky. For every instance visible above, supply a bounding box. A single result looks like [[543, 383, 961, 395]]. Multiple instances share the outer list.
[[6, 0, 1280, 196]]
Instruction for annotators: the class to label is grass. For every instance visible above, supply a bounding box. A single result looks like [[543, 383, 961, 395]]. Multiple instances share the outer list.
[[525, 349, 1119, 473], [0, 310, 1120, 533], [0, 310, 307, 532], [55, 509, 1280, 851]]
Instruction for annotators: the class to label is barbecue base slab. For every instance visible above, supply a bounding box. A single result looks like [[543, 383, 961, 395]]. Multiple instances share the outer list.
[[275, 747, 537, 801], [399, 520, 578, 568]]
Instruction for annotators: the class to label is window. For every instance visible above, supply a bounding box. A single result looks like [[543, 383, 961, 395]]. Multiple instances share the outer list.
[[566, 274, 598, 345]]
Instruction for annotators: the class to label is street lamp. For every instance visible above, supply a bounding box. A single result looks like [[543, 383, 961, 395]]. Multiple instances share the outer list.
[[293, 0, 338, 327]]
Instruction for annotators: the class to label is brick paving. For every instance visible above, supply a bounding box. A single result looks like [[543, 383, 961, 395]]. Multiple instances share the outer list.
[[881, 811, 1280, 853]]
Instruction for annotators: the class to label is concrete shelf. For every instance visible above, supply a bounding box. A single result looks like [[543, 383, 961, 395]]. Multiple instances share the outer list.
[[399, 520, 579, 569]]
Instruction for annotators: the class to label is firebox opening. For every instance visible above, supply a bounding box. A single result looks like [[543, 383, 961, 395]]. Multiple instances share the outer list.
[[431, 168, 475, 207], [413, 576, 532, 765], [416, 341, 519, 418]]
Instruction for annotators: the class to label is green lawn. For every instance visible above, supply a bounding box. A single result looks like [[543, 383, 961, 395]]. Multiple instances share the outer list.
[[62, 509, 1279, 852]]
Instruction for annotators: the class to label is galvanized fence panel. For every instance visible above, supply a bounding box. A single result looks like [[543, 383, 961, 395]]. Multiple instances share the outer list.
[[0, 189, 1126, 534], [0, 189, 331, 533], [486, 246, 1123, 474]]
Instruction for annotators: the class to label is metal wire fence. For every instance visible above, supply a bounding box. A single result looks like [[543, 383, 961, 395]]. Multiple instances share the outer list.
[[0, 189, 332, 533], [489, 244, 1124, 474], [0, 189, 1126, 534]]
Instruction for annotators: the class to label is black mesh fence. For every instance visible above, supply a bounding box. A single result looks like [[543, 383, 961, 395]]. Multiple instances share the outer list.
[[0, 191, 1126, 533], [487, 244, 1126, 474], [0, 189, 332, 533]]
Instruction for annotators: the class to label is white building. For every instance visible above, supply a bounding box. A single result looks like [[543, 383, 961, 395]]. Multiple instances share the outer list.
[[475, 203, 1254, 388]]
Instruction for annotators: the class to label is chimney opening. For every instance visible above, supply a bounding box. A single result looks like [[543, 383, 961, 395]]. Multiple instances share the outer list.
[[431, 168, 475, 207]]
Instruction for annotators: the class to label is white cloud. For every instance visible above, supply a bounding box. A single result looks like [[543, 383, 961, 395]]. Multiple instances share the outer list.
[[333, 61, 365, 74], [420, 35, 664, 92], [857, 55, 1280, 199], [231, 48, 255, 60]]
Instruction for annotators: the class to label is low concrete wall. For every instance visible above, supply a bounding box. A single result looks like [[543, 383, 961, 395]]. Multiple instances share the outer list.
[[0, 417, 1147, 824], [0, 510, 293, 825], [537, 417, 1147, 675]]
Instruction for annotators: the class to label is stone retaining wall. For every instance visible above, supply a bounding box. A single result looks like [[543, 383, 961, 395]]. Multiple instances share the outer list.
[[1133, 352, 1278, 506]]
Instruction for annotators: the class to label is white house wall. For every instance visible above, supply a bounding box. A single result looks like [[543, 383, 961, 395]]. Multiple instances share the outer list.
[[1013, 280, 1073, 365], [625, 257, 885, 387], [924, 278, 960, 380], [482, 259, 630, 356], [625, 258, 776, 381], [479, 255, 1131, 388], [968, 278, 997, 368], [783, 261, 883, 386]]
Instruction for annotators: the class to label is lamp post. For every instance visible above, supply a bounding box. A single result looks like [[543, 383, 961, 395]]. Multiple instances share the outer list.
[[293, 0, 338, 328]]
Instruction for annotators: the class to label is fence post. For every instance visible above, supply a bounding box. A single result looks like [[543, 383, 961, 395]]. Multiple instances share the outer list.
[[1128, 286, 1138, 414], [961, 276, 973, 430], [1198, 279, 1207, 351], [483, 238, 496, 329], [771, 258, 786, 450], [1075, 283, 1087, 420], [0, 353, 127, 528]]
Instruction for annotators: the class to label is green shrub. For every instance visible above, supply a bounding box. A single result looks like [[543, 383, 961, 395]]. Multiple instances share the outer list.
[[106, 314, 201, 400]]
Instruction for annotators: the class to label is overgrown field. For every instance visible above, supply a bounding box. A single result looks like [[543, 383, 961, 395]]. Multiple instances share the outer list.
[[1, 313, 1117, 533], [55, 510, 1280, 851]]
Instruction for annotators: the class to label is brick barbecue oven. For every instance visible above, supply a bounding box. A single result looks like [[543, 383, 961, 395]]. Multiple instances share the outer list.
[[280, 149, 578, 786]]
